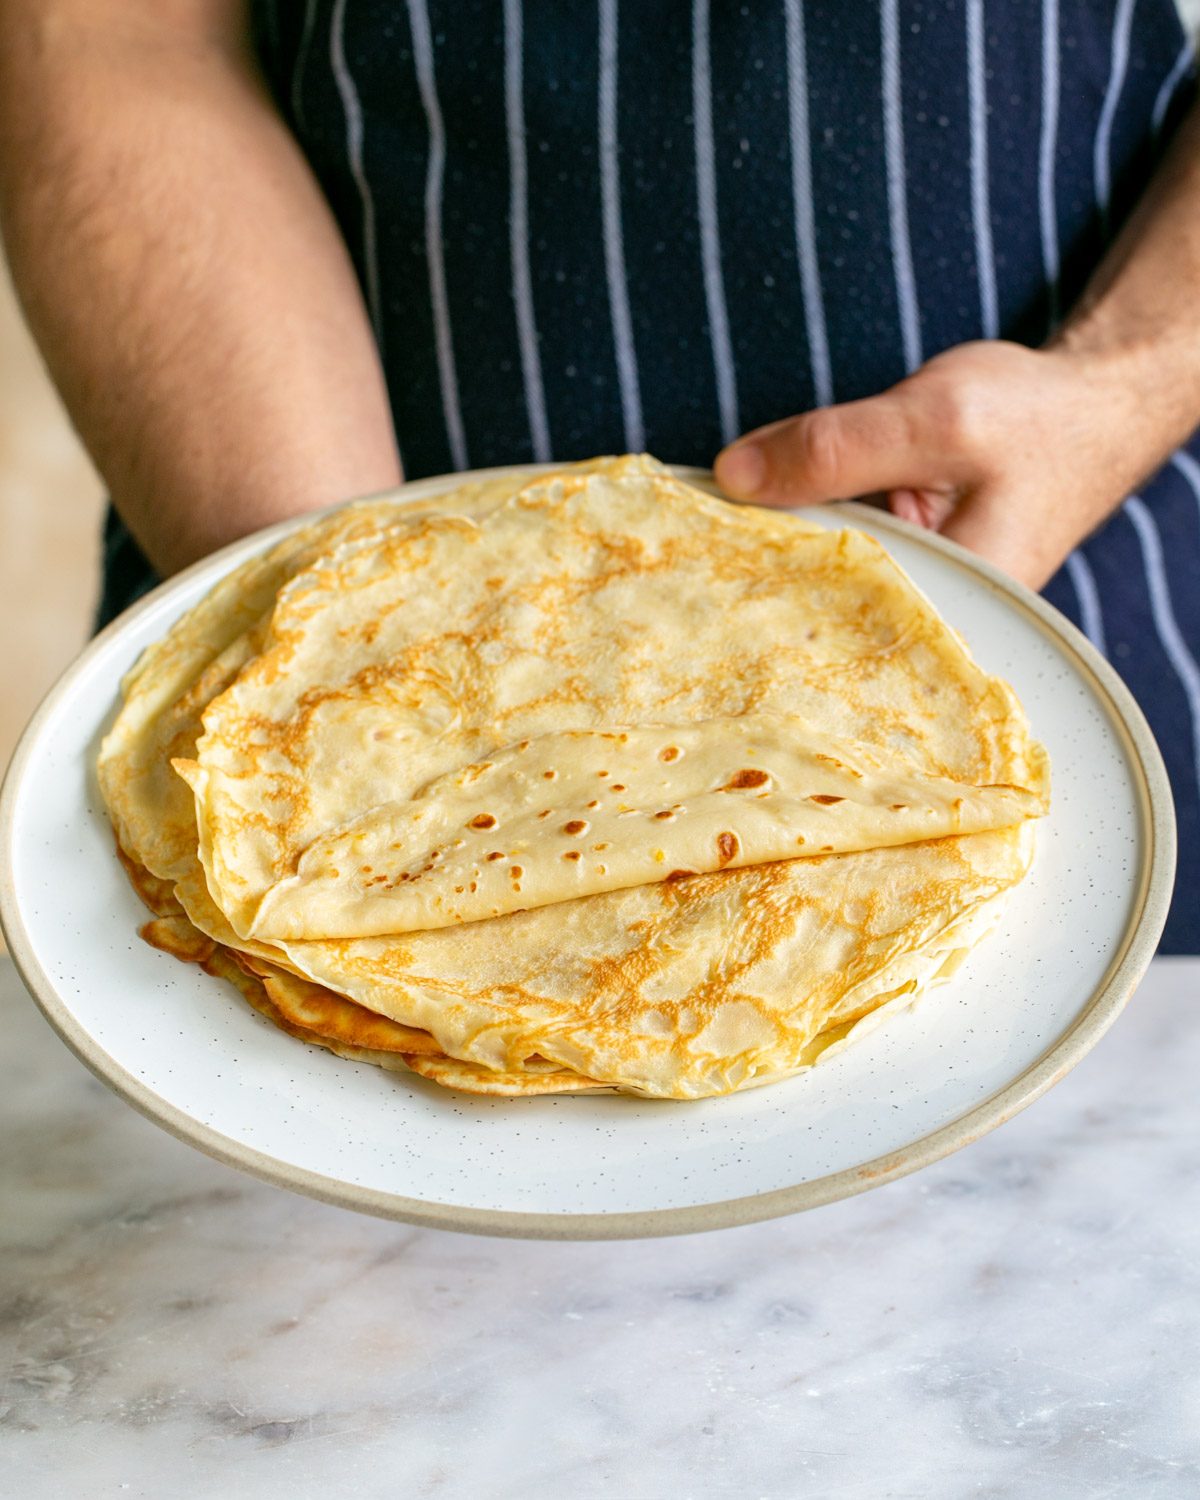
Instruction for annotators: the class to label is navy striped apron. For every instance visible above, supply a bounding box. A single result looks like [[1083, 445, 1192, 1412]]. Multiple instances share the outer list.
[[100, 1, 1200, 950]]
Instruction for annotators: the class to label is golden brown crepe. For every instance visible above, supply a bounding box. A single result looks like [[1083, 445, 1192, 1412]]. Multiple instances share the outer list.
[[178, 458, 1045, 942], [98, 455, 1048, 1099], [128, 857, 612, 1092]]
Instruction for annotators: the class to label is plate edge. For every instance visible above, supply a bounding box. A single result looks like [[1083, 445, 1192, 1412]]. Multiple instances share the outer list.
[[0, 467, 1178, 1240]]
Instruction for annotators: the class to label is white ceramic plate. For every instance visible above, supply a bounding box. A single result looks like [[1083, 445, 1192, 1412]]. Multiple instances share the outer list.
[[0, 467, 1176, 1239]]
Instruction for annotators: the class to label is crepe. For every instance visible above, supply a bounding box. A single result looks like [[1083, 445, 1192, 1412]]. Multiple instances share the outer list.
[[179, 458, 1045, 941], [170, 822, 1033, 1098], [187, 714, 1039, 942], [125, 852, 612, 1094], [98, 473, 540, 890], [98, 455, 1048, 1100]]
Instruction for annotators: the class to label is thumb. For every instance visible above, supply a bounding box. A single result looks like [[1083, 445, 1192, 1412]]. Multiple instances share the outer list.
[[714, 389, 954, 508]]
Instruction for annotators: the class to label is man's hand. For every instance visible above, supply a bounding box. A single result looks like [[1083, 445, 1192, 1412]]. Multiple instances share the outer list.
[[716, 96, 1200, 593], [714, 339, 1155, 591]]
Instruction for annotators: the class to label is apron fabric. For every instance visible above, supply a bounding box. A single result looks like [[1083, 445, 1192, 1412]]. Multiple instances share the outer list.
[[99, 1, 1199, 950]]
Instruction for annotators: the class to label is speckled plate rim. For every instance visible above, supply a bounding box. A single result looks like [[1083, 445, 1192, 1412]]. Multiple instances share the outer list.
[[0, 465, 1177, 1240]]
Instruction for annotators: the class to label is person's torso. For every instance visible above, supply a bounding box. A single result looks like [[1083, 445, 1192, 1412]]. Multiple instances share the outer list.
[[253, 0, 1195, 476], [96, 2, 1200, 949]]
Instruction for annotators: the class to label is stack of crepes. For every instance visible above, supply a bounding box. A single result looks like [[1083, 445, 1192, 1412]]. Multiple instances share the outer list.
[[98, 455, 1049, 1100]]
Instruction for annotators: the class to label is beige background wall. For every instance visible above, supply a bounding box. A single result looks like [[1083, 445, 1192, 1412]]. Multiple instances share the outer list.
[[0, 261, 105, 777]]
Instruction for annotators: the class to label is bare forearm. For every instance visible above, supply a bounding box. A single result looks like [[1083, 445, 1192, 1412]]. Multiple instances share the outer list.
[[1053, 97, 1200, 465], [0, 0, 400, 577]]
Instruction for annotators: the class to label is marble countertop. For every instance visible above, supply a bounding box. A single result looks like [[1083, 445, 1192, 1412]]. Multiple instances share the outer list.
[[2, 955, 1198, 1499]]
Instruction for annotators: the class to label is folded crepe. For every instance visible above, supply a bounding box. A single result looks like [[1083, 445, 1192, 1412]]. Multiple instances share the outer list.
[[98, 455, 1048, 1099]]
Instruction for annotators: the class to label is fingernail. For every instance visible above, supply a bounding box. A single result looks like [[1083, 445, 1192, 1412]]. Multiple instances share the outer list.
[[715, 443, 766, 498]]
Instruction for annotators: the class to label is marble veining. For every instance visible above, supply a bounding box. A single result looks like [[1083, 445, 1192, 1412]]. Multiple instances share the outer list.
[[2, 957, 1199, 1498]]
